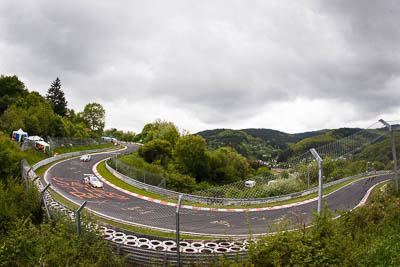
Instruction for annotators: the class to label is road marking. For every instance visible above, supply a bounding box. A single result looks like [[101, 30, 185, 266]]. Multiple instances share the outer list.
[[93, 160, 390, 213]]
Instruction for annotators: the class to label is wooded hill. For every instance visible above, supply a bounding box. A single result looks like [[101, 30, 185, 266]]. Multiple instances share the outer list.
[[196, 128, 368, 161]]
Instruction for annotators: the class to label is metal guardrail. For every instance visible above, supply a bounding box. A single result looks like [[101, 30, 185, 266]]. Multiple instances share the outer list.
[[111, 242, 247, 266], [22, 148, 251, 267], [31, 146, 119, 171], [105, 159, 391, 206]]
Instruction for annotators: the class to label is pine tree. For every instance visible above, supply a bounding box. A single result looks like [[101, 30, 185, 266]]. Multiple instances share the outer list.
[[46, 77, 68, 117]]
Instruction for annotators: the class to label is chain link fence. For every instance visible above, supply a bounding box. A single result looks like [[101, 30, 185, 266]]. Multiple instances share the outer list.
[[21, 136, 113, 154], [106, 120, 398, 205], [21, 155, 249, 266], [108, 157, 167, 188]]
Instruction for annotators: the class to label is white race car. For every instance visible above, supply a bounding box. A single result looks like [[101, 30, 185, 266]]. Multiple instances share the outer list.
[[80, 154, 91, 162], [83, 175, 103, 189]]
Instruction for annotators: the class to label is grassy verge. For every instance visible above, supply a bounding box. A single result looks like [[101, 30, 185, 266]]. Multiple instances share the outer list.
[[54, 143, 115, 154], [33, 148, 210, 240], [97, 161, 178, 203], [97, 161, 380, 209], [24, 143, 116, 165], [368, 180, 391, 201]]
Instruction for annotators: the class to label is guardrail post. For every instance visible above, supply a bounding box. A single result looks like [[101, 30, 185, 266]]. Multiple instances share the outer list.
[[76, 201, 87, 236], [24, 164, 33, 189], [310, 149, 323, 214], [176, 194, 183, 267], [379, 119, 399, 192], [41, 184, 51, 219]]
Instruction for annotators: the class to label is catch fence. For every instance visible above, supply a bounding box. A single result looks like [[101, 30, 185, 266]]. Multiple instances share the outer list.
[[21, 153, 250, 266], [107, 120, 399, 205]]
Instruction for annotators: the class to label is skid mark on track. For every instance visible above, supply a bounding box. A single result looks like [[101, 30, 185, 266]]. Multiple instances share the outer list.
[[121, 206, 155, 215], [210, 220, 231, 228]]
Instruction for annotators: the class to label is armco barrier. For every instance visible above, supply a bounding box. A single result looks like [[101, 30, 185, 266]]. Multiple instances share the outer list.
[[105, 160, 391, 206], [31, 146, 120, 171], [25, 156, 249, 266], [35, 170, 249, 266]]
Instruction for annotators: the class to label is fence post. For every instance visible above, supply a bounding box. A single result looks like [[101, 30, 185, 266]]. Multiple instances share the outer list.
[[307, 163, 311, 189], [176, 194, 183, 267], [310, 149, 323, 214], [76, 201, 87, 236], [41, 184, 51, 219], [21, 160, 30, 189], [379, 119, 399, 192]]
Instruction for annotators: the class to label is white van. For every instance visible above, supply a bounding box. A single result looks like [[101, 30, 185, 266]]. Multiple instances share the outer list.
[[245, 180, 256, 188]]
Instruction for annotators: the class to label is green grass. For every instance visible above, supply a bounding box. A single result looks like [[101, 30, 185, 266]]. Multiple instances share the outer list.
[[33, 148, 387, 240], [368, 180, 391, 201], [24, 143, 116, 165], [24, 149, 49, 165], [33, 148, 211, 240], [97, 162, 382, 209], [54, 143, 115, 154], [97, 161, 178, 203]]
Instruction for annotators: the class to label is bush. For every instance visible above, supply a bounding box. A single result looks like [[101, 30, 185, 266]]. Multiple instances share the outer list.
[[0, 131, 25, 183], [0, 216, 125, 266], [0, 177, 42, 233], [166, 172, 196, 193], [221, 183, 400, 266], [118, 153, 164, 174]]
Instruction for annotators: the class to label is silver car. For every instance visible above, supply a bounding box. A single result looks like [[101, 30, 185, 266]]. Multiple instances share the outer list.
[[80, 154, 91, 162], [83, 175, 103, 189]]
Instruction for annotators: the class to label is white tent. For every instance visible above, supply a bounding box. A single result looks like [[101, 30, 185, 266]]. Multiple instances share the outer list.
[[35, 140, 50, 152], [27, 136, 44, 141], [11, 128, 28, 142]]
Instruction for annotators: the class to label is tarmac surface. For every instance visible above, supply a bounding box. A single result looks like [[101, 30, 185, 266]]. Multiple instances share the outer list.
[[45, 143, 392, 236]]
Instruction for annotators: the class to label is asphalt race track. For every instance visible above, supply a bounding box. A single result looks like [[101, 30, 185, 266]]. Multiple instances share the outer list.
[[45, 143, 392, 236]]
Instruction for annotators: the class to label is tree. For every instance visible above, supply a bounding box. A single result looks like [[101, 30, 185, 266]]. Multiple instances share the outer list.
[[138, 139, 172, 168], [80, 102, 105, 136], [210, 147, 252, 184], [173, 135, 211, 181], [46, 77, 68, 117], [0, 75, 28, 115], [143, 119, 180, 146], [0, 131, 25, 182]]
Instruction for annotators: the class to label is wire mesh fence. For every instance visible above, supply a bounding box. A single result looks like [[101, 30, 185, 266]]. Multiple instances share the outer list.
[[47, 136, 110, 148], [18, 121, 400, 264], [108, 157, 167, 188], [192, 121, 391, 199]]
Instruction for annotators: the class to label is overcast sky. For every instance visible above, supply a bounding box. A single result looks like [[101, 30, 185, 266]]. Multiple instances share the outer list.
[[1, 0, 399, 134]]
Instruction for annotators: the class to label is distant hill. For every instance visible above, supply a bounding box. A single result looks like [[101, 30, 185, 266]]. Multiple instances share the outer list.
[[196, 128, 329, 161], [277, 128, 363, 162], [241, 128, 328, 149], [195, 127, 372, 162]]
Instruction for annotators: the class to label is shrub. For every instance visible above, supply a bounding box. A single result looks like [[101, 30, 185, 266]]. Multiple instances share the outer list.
[[0, 177, 41, 233], [166, 172, 196, 193]]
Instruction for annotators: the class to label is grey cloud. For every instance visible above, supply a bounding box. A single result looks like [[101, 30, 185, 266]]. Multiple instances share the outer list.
[[0, 0, 399, 130]]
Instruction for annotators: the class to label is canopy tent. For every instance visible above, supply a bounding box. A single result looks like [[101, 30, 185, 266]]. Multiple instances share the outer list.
[[35, 140, 50, 152], [27, 136, 44, 142], [12, 128, 28, 142]]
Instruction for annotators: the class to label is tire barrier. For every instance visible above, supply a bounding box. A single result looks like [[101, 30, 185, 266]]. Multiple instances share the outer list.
[[43, 192, 250, 264], [25, 151, 249, 266], [124, 240, 138, 247]]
